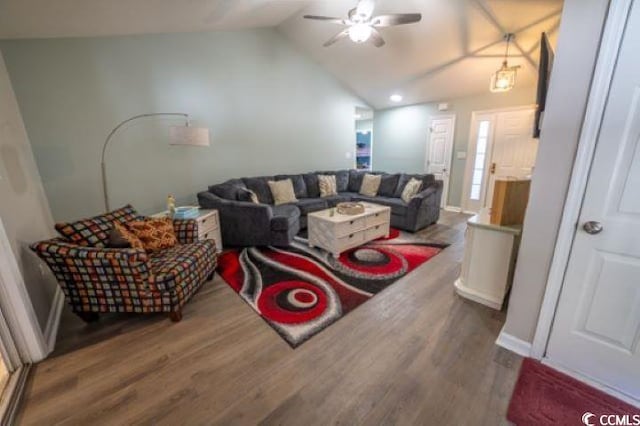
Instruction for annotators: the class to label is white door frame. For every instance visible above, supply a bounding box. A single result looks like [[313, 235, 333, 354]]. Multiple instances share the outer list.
[[461, 105, 536, 213], [531, 0, 636, 404], [425, 114, 456, 208]]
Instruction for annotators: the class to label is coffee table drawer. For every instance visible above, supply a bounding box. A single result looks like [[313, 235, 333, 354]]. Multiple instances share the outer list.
[[335, 217, 367, 237], [366, 224, 388, 241], [336, 230, 365, 251], [366, 210, 390, 228]]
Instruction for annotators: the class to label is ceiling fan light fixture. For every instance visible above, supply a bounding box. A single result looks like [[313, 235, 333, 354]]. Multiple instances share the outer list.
[[349, 23, 373, 43]]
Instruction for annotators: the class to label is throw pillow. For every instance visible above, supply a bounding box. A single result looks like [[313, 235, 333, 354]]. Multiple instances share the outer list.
[[359, 173, 382, 197], [401, 178, 423, 203], [268, 179, 298, 205], [109, 221, 144, 250], [318, 175, 337, 197], [127, 217, 178, 252], [237, 188, 259, 204]]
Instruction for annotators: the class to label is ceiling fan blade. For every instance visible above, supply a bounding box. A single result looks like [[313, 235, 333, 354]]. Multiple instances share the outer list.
[[323, 29, 350, 47], [369, 28, 386, 48], [303, 15, 348, 25], [371, 13, 422, 27]]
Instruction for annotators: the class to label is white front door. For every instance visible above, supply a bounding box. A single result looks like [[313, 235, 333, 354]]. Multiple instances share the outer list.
[[462, 107, 536, 213], [484, 108, 537, 210], [426, 115, 455, 208], [546, 0, 640, 401]]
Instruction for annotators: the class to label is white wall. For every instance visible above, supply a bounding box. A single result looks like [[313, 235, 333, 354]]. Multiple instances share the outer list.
[[372, 86, 536, 207], [502, 0, 610, 343], [1, 28, 369, 221], [0, 51, 58, 331]]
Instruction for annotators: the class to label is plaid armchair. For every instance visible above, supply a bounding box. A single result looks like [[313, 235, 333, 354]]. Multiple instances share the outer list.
[[31, 205, 217, 322]]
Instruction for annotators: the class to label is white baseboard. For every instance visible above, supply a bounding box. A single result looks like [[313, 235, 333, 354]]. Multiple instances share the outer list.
[[495, 328, 532, 358], [444, 205, 462, 212], [43, 287, 64, 353]]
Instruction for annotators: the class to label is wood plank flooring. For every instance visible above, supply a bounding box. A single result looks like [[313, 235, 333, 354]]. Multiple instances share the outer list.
[[16, 211, 521, 425]]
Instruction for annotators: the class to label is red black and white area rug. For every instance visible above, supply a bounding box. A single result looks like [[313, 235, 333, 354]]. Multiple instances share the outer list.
[[217, 229, 448, 347]]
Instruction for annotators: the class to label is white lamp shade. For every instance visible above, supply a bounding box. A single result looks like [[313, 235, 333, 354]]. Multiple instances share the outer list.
[[169, 126, 210, 146]]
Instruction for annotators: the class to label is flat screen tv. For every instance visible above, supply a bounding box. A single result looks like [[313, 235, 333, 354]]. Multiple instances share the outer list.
[[533, 32, 554, 138]]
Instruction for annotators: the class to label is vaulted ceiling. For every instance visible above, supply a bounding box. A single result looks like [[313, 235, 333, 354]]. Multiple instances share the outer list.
[[0, 0, 563, 109]]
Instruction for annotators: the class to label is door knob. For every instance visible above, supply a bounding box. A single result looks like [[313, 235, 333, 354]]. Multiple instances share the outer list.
[[583, 221, 603, 235]]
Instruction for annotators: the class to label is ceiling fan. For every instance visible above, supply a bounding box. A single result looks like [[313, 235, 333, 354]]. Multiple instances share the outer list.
[[303, 0, 421, 48]]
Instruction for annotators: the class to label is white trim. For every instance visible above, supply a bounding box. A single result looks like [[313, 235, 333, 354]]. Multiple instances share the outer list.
[[426, 113, 456, 208], [454, 278, 502, 310], [542, 359, 640, 408], [0, 364, 31, 425], [44, 287, 64, 352], [531, 0, 634, 360], [444, 205, 461, 213], [0, 218, 48, 363], [495, 328, 532, 357]]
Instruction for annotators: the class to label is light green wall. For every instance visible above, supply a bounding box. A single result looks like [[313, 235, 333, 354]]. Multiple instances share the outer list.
[[0, 51, 57, 330], [1, 29, 368, 221], [373, 86, 536, 207]]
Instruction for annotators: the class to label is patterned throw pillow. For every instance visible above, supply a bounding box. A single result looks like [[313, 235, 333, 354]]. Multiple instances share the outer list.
[[359, 174, 382, 197], [110, 221, 145, 250], [318, 175, 337, 197], [127, 217, 178, 252], [55, 204, 139, 247], [268, 179, 298, 205], [401, 178, 423, 203]]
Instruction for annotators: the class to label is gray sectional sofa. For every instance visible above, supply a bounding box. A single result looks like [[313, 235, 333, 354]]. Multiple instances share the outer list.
[[197, 170, 443, 247]]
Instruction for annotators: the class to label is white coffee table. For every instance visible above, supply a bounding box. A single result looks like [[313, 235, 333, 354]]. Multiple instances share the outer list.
[[307, 202, 391, 258]]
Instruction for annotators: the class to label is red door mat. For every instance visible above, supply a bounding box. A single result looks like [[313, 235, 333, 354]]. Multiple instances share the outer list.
[[508, 358, 640, 425]]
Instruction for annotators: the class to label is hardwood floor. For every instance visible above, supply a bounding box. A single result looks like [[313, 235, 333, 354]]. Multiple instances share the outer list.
[[16, 211, 521, 425]]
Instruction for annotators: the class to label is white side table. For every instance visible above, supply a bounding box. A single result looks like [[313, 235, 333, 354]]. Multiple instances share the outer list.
[[454, 213, 521, 310], [154, 208, 222, 253]]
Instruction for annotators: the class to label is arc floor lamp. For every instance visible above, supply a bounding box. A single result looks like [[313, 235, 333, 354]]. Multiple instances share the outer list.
[[100, 112, 209, 211]]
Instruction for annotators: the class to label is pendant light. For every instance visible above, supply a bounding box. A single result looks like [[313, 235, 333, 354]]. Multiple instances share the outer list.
[[490, 34, 520, 93]]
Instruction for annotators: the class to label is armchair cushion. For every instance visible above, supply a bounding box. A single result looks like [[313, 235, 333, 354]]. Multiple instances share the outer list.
[[173, 218, 199, 244], [149, 240, 216, 293], [111, 222, 144, 249], [54, 204, 139, 247]]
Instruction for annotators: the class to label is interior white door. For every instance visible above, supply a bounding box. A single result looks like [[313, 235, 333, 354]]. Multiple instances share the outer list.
[[426, 115, 455, 208], [547, 0, 640, 401]]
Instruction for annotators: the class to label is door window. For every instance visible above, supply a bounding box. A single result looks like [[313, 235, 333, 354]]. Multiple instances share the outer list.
[[470, 120, 491, 201]]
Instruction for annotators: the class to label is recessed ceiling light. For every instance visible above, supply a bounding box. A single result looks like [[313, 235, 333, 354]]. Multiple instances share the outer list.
[[390, 94, 403, 102]]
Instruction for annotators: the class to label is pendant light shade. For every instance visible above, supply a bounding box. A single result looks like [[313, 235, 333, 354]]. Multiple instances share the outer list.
[[490, 34, 520, 93]]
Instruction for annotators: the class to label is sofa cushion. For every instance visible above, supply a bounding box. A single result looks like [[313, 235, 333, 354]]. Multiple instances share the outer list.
[[149, 240, 216, 292], [324, 194, 354, 207], [334, 170, 350, 192], [348, 170, 366, 192], [243, 176, 274, 204], [270, 204, 300, 232], [394, 173, 435, 198], [209, 179, 246, 201], [55, 204, 139, 247], [358, 196, 408, 216], [303, 173, 320, 198], [294, 198, 328, 215], [275, 174, 307, 198], [378, 173, 400, 197], [237, 188, 259, 204]]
